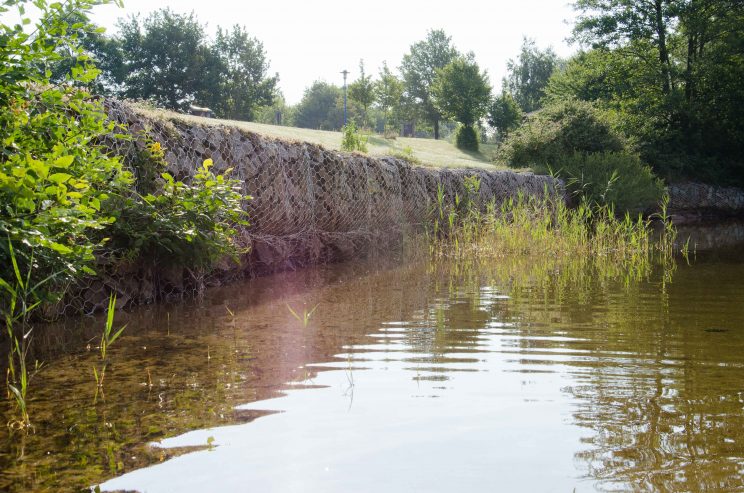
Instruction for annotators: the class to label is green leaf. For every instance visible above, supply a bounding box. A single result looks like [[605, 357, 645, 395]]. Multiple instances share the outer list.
[[49, 242, 73, 255], [48, 173, 72, 184], [53, 155, 74, 168]]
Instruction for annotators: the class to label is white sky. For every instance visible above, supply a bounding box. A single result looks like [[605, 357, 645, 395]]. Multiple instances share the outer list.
[[91, 0, 579, 104]]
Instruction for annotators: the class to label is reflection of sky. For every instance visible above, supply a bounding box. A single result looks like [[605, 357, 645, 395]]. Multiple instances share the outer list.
[[100, 318, 590, 492], [100, 254, 744, 493]]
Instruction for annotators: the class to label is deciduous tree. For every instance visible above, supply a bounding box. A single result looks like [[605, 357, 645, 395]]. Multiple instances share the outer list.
[[348, 59, 375, 128], [504, 38, 559, 113], [431, 56, 492, 150], [400, 29, 459, 139]]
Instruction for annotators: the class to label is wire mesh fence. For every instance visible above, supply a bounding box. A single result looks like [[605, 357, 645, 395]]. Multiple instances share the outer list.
[[51, 100, 562, 317]]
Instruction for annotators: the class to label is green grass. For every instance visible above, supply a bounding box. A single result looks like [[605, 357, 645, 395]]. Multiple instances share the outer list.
[[428, 184, 678, 285], [132, 105, 506, 170]]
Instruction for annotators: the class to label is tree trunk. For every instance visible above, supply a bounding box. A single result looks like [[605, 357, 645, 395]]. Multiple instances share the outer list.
[[685, 33, 696, 103], [434, 118, 440, 140], [655, 0, 672, 95]]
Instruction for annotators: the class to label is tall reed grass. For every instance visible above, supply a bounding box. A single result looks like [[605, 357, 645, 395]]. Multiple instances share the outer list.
[[429, 180, 677, 284]]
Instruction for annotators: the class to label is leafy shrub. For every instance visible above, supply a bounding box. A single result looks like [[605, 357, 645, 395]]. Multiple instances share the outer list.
[[103, 143, 249, 268], [455, 125, 479, 152], [553, 152, 664, 213], [0, 1, 251, 309], [499, 99, 626, 168], [340, 123, 368, 153], [0, 0, 133, 301], [391, 146, 421, 165]]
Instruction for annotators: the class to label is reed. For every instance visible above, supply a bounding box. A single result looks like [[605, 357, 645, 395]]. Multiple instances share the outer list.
[[429, 181, 678, 284], [93, 294, 127, 390], [286, 304, 319, 328], [1, 242, 47, 429]]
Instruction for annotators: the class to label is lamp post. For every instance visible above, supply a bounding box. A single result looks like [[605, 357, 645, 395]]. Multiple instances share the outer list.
[[341, 69, 349, 126]]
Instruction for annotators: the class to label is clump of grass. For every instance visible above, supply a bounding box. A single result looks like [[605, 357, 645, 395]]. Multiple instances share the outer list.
[[392, 146, 421, 165], [1, 243, 47, 430], [430, 184, 677, 284]]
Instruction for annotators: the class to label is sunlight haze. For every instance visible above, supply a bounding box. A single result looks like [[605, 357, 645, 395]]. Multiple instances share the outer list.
[[92, 0, 578, 104]]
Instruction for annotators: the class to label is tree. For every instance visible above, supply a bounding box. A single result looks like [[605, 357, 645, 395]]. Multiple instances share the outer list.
[[569, 0, 744, 185], [375, 61, 404, 132], [400, 29, 459, 139], [431, 56, 492, 151], [294, 81, 345, 130], [488, 91, 523, 138], [206, 26, 278, 121], [348, 59, 375, 128], [114, 9, 213, 110], [86, 10, 277, 119], [573, 0, 676, 96], [504, 38, 559, 113]]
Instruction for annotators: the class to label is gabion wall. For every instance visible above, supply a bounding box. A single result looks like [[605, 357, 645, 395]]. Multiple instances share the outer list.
[[60, 100, 562, 315]]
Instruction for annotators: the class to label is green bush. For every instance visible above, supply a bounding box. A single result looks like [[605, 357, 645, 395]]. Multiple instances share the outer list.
[[553, 152, 664, 213], [340, 123, 368, 153], [104, 142, 248, 268], [0, 0, 133, 301], [455, 125, 479, 152], [0, 0, 251, 309], [499, 99, 626, 168]]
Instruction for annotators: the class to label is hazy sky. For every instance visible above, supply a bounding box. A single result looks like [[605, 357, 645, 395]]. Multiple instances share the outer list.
[[91, 0, 579, 104]]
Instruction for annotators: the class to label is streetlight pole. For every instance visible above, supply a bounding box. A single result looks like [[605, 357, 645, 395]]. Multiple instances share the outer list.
[[341, 69, 349, 126]]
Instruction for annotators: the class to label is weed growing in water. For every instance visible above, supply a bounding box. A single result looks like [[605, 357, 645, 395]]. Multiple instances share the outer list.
[[429, 182, 679, 284], [1, 243, 49, 429], [286, 304, 319, 328], [93, 295, 127, 392]]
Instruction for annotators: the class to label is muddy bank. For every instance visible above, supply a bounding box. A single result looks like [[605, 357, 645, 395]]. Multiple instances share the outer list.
[[59, 101, 561, 314]]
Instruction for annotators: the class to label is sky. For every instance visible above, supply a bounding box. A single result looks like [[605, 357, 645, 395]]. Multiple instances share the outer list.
[[91, 0, 579, 105]]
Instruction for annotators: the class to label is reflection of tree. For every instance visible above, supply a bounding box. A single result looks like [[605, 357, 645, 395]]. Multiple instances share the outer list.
[[427, 254, 744, 492], [2, 248, 743, 491]]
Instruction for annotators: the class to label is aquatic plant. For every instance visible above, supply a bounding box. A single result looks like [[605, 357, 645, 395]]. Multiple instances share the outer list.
[[286, 304, 319, 328], [93, 295, 126, 390], [1, 243, 48, 429], [430, 190, 678, 284]]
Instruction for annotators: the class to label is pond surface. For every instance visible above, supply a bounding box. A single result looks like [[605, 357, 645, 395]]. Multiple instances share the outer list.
[[2, 224, 744, 492]]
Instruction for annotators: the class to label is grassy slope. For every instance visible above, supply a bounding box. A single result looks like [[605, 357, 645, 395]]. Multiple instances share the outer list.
[[136, 106, 505, 170]]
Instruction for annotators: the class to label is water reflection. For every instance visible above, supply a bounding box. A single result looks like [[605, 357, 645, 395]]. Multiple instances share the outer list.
[[2, 234, 744, 492]]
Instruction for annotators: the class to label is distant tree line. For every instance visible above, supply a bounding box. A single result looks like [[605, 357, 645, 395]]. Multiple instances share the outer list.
[[82, 8, 278, 121], [79, 4, 742, 184]]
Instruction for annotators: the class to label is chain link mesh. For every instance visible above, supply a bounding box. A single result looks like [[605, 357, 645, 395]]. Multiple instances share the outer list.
[[51, 100, 561, 317]]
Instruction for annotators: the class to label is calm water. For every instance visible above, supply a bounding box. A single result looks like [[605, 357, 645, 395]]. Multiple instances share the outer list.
[[2, 225, 744, 492]]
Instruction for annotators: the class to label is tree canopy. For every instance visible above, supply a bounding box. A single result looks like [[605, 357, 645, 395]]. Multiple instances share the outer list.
[[375, 61, 405, 131], [348, 60, 375, 128], [432, 56, 492, 128], [400, 29, 459, 139], [86, 8, 277, 119], [294, 81, 345, 130], [504, 38, 559, 113], [488, 91, 523, 139], [567, 0, 744, 184]]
